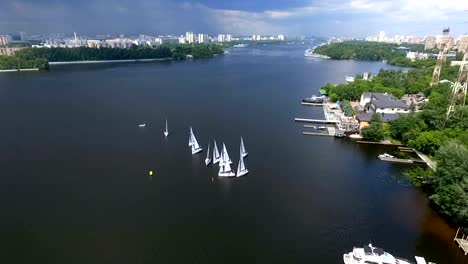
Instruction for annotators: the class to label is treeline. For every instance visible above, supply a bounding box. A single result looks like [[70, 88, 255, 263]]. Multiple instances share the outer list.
[[15, 46, 173, 62], [170, 44, 224, 59], [314, 41, 433, 67], [0, 55, 48, 70], [13, 44, 225, 64]]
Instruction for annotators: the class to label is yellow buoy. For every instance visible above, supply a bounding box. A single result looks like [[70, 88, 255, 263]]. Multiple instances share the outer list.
[[149, 170, 153, 176]]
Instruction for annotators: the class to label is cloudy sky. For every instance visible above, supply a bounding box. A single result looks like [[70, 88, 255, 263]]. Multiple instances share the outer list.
[[0, 0, 467, 37]]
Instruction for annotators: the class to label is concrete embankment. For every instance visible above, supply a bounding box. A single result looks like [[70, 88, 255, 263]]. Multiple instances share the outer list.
[[49, 58, 172, 66]]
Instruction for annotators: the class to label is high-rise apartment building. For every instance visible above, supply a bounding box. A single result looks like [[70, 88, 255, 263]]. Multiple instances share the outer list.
[[198, 33, 208, 43], [424, 36, 436, 50], [185, 32, 194, 44]]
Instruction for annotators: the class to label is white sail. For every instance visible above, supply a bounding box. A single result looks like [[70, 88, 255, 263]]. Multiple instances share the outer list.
[[213, 140, 221, 164], [190, 127, 203, 154], [205, 142, 211, 166], [221, 143, 232, 165], [218, 157, 235, 177], [240, 137, 248, 157], [188, 127, 194, 147], [164, 118, 169, 137], [236, 153, 248, 177]]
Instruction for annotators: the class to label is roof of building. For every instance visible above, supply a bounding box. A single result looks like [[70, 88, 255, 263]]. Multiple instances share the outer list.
[[357, 112, 403, 123], [371, 93, 409, 109]]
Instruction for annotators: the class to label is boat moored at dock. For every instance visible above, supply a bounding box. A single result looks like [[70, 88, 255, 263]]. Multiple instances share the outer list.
[[343, 244, 435, 264], [302, 95, 324, 104]]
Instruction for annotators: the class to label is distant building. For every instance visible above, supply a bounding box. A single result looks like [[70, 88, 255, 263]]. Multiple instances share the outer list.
[[424, 36, 436, 50], [277, 34, 285, 41], [378, 31, 386, 42], [217, 34, 225, 42], [178, 36, 186, 44], [197, 33, 208, 43], [0, 35, 9, 46], [0, 47, 25, 56], [360, 92, 410, 114], [226, 34, 232, 42], [458, 35, 468, 52], [406, 51, 429, 61], [185, 32, 194, 44]]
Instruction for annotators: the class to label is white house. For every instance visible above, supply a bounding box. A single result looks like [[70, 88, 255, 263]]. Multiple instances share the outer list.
[[360, 92, 410, 114]]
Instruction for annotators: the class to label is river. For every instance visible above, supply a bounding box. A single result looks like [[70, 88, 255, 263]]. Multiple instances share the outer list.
[[0, 44, 466, 264]]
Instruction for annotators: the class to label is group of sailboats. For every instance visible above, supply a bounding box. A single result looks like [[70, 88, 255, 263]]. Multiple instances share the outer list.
[[162, 117, 249, 177]]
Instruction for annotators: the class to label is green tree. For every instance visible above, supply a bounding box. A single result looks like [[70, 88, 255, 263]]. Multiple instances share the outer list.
[[430, 141, 468, 223], [361, 113, 385, 141]]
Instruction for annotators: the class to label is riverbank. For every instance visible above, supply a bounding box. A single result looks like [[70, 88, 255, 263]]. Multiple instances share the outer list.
[[0, 68, 39, 73], [49, 58, 172, 66]]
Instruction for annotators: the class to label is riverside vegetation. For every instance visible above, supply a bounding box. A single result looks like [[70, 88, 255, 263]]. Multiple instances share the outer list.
[[318, 41, 468, 224], [0, 44, 225, 70]]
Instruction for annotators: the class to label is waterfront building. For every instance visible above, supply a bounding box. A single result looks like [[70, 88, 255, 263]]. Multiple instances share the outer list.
[[277, 34, 285, 41], [185, 32, 194, 44], [406, 51, 429, 61], [226, 34, 232, 42], [360, 92, 410, 114], [178, 36, 186, 44]]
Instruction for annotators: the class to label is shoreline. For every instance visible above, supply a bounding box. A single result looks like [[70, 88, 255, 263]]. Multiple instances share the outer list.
[[0, 68, 39, 73], [49, 58, 173, 65]]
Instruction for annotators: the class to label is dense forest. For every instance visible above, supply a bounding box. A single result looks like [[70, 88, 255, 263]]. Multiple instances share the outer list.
[[314, 41, 437, 67], [0, 55, 48, 70], [0, 44, 225, 70], [319, 41, 467, 224]]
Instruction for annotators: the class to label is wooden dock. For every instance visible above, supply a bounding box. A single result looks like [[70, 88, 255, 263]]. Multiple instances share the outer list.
[[302, 132, 333, 137], [454, 227, 468, 256], [295, 118, 339, 124], [379, 157, 414, 164], [301, 102, 324, 106]]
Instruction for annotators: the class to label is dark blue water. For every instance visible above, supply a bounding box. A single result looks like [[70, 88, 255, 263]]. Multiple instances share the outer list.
[[0, 44, 466, 264]]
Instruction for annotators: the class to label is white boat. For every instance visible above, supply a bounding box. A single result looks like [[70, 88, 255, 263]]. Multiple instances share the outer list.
[[189, 126, 203, 154], [236, 152, 249, 177], [343, 244, 434, 264], [219, 143, 233, 166], [213, 140, 221, 164], [240, 137, 248, 158], [378, 153, 395, 159], [218, 143, 235, 177], [139, 124, 146, 128], [233, 44, 247, 48], [205, 142, 212, 166], [164, 118, 169, 137]]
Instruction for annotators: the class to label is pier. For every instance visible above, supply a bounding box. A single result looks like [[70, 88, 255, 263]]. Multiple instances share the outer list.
[[294, 118, 339, 124], [454, 227, 468, 255], [301, 102, 324, 106]]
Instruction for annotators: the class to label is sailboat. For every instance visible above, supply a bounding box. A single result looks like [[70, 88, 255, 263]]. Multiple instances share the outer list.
[[219, 143, 233, 166], [189, 126, 203, 154], [240, 137, 248, 158], [164, 117, 169, 137], [213, 140, 221, 164], [236, 151, 249, 177], [205, 142, 212, 166], [218, 143, 235, 177]]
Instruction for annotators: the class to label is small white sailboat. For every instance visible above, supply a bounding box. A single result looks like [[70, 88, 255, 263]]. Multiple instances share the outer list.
[[219, 143, 233, 166], [205, 142, 212, 166], [240, 137, 248, 158], [236, 152, 249, 177], [213, 140, 221, 164], [164, 118, 169, 137], [139, 124, 146, 128], [218, 143, 235, 177], [189, 126, 203, 154]]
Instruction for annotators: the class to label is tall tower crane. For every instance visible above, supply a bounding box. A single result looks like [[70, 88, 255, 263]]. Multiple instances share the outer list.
[[430, 28, 451, 86], [446, 48, 468, 118]]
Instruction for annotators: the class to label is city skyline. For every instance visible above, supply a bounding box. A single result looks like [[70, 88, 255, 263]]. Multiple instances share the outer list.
[[1, 0, 467, 37]]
